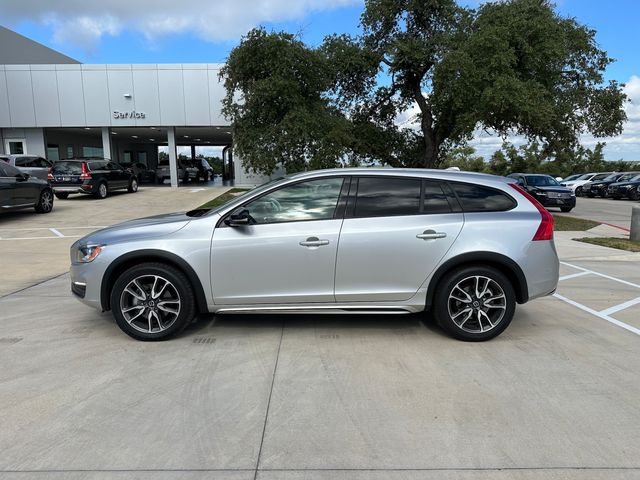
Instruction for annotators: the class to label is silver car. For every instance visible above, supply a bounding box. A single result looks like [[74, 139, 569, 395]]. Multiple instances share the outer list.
[[70, 169, 559, 342], [0, 154, 52, 181]]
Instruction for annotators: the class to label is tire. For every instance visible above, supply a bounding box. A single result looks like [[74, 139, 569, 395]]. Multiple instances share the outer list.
[[110, 262, 197, 341], [94, 182, 108, 199], [156, 175, 164, 185], [432, 265, 516, 342], [575, 186, 583, 197], [54, 192, 69, 200], [35, 188, 54, 213], [629, 189, 640, 201], [560, 207, 573, 212], [128, 177, 139, 193]]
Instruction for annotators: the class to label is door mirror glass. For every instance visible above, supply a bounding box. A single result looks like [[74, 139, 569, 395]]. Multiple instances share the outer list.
[[224, 208, 255, 227]]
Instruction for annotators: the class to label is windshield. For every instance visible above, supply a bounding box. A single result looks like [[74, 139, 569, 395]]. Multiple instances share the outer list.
[[591, 173, 610, 181], [526, 175, 560, 187], [563, 174, 581, 182], [577, 174, 594, 180], [187, 177, 286, 217], [603, 173, 621, 181], [618, 173, 639, 182]]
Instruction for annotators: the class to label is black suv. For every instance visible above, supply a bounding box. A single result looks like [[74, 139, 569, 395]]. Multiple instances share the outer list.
[[507, 173, 576, 212], [50, 159, 138, 199], [583, 173, 627, 198], [0, 161, 53, 214]]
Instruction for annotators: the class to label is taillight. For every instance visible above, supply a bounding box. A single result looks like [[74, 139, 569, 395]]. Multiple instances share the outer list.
[[47, 167, 54, 181], [509, 183, 554, 241], [80, 162, 92, 179]]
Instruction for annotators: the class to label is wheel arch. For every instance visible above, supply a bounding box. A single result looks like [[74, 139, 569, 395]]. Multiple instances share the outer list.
[[425, 252, 529, 310], [100, 249, 208, 313]]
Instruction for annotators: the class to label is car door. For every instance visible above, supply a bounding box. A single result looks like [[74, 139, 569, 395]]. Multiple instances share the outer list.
[[1, 162, 37, 206], [334, 177, 464, 302], [0, 163, 15, 208], [211, 176, 347, 305], [107, 162, 128, 189]]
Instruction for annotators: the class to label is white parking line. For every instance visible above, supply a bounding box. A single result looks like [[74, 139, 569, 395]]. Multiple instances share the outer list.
[[49, 228, 64, 238], [553, 293, 640, 336], [555, 261, 640, 337]]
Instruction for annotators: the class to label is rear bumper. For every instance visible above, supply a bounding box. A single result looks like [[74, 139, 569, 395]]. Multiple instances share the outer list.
[[519, 240, 560, 302], [52, 184, 94, 194]]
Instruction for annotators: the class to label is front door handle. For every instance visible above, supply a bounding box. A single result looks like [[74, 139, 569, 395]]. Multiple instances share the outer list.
[[417, 229, 447, 240], [299, 236, 330, 247]]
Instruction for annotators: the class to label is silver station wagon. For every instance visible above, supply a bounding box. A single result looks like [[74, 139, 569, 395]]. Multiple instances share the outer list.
[[70, 169, 559, 342]]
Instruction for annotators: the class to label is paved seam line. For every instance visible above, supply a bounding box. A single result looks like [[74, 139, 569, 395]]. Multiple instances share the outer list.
[[49, 228, 65, 238], [254, 320, 285, 480], [0, 272, 68, 300], [553, 293, 640, 336]]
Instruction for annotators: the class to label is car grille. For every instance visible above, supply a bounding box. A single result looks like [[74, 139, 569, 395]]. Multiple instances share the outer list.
[[547, 192, 572, 198]]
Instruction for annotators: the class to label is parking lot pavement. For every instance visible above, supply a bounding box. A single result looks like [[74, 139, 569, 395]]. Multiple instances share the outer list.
[[0, 186, 229, 297], [1, 236, 639, 479], [555, 196, 636, 230]]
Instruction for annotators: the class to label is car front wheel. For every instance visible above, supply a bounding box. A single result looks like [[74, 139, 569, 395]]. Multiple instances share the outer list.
[[35, 189, 54, 213], [128, 178, 138, 193], [110, 263, 196, 341], [560, 206, 573, 212], [433, 265, 516, 341]]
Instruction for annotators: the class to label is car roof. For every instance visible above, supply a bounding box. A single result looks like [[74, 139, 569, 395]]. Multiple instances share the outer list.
[[286, 168, 514, 186], [58, 157, 109, 162]]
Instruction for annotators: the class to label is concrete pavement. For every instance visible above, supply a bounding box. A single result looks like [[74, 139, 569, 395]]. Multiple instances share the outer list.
[[0, 233, 639, 479], [0, 185, 229, 296], [555, 196, 636, 230]]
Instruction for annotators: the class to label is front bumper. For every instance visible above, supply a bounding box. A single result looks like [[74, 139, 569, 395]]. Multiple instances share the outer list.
[[70, 261, 105, 310], [537, 195, 576, 208]]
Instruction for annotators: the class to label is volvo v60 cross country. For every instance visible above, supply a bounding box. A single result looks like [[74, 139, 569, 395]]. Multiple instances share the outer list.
[[70, 169, 559, 342]]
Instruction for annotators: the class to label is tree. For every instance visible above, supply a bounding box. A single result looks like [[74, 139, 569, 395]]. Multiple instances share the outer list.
[[219, 29, 352, 175], [221, 0, 626, 173]]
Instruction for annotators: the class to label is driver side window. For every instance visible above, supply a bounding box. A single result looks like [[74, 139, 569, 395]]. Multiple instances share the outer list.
[[244, 177, 345, 224]]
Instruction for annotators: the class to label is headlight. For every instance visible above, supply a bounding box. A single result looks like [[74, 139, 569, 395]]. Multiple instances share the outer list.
[[626, 185, 635, 189], [73, 244, 103, 263]]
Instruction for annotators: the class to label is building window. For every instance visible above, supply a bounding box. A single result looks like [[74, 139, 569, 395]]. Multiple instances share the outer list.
[[46, 144, 60, 161], [82, 146, 103, 157], [6, 140, 25, 155], [66, 146, 74, 159]]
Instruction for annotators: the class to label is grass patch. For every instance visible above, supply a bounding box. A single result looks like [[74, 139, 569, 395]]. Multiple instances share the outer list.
[[198, 188, 250, 209], [574, 237, 640, 252], [553, 215, 600, 231]]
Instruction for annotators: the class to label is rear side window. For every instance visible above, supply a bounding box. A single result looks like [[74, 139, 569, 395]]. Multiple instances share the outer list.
[[355, 177, 421, 217], [52, 161, 82, 175], [88, 161, 108, 171], [14, 157, 31, 167], [423, 180, 452, 214], [450, 182, 516, 212]]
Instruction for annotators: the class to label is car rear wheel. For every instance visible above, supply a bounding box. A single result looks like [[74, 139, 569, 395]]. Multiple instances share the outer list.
[[110, 263, 196, 341], [35, 189, 54, 213], [128, 178, 138, 193], [433, 265, 516, 341], [95, 182, 108, 199], [54, 192, 69, 200]]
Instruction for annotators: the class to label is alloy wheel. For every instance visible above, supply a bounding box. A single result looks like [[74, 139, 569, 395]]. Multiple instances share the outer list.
[[447, 275, 507, 334], [41, 191, 53, 212], [119, 275, 181, 334]]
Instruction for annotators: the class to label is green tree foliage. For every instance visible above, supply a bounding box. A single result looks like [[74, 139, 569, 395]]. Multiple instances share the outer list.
[[221, 0, 626, 173]]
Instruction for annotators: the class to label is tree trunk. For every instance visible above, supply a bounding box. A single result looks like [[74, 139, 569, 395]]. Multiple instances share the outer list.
[[410, 75, 439, 168]]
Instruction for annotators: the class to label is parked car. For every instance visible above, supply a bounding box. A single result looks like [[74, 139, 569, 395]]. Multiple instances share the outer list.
[[607, 174, 640, 200], [0, 161, 53, 213], [121, 162, 155, 184], [561, 172, 614, 196], [0, 154, 52, 181], [196, 158, 214, 181], [507, 173, 576, 212], [70, 169, 559, 342], [560, 174, 583, 183], [49, 158, 138, 199], [155, 159, 198, 184], [583, 172, 628, 198]]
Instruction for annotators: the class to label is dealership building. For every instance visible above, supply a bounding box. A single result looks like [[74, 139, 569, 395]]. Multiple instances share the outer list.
[[0, 26, 274, 186]]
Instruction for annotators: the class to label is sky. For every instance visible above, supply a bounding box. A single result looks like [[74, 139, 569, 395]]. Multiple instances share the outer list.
[[1, 0, 640, 160]]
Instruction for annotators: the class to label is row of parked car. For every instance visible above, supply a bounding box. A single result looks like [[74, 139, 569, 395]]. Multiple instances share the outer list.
[[559, 171, 640, 200], [0, 154, 216, 215]]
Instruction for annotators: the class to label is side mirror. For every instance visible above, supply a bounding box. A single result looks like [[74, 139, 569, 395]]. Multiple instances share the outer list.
[[15, 172, 29, 181], [224, 208, 253, 227]]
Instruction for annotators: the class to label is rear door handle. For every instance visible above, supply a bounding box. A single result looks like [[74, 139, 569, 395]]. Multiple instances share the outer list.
[[299, 236, 330, 247], [417, 229, 447, 240]]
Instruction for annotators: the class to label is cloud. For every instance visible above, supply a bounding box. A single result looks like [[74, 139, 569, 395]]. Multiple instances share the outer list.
[[397, 76, 640, 161], [0, 0, 361, 49]]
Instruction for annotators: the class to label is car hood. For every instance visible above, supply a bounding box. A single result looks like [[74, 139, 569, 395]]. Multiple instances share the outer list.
[[76, 212, 191, 246], [529, 186, 572, 193]]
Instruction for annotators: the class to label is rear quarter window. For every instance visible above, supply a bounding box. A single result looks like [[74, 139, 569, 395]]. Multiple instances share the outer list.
[[449, 182, 516, 212]]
